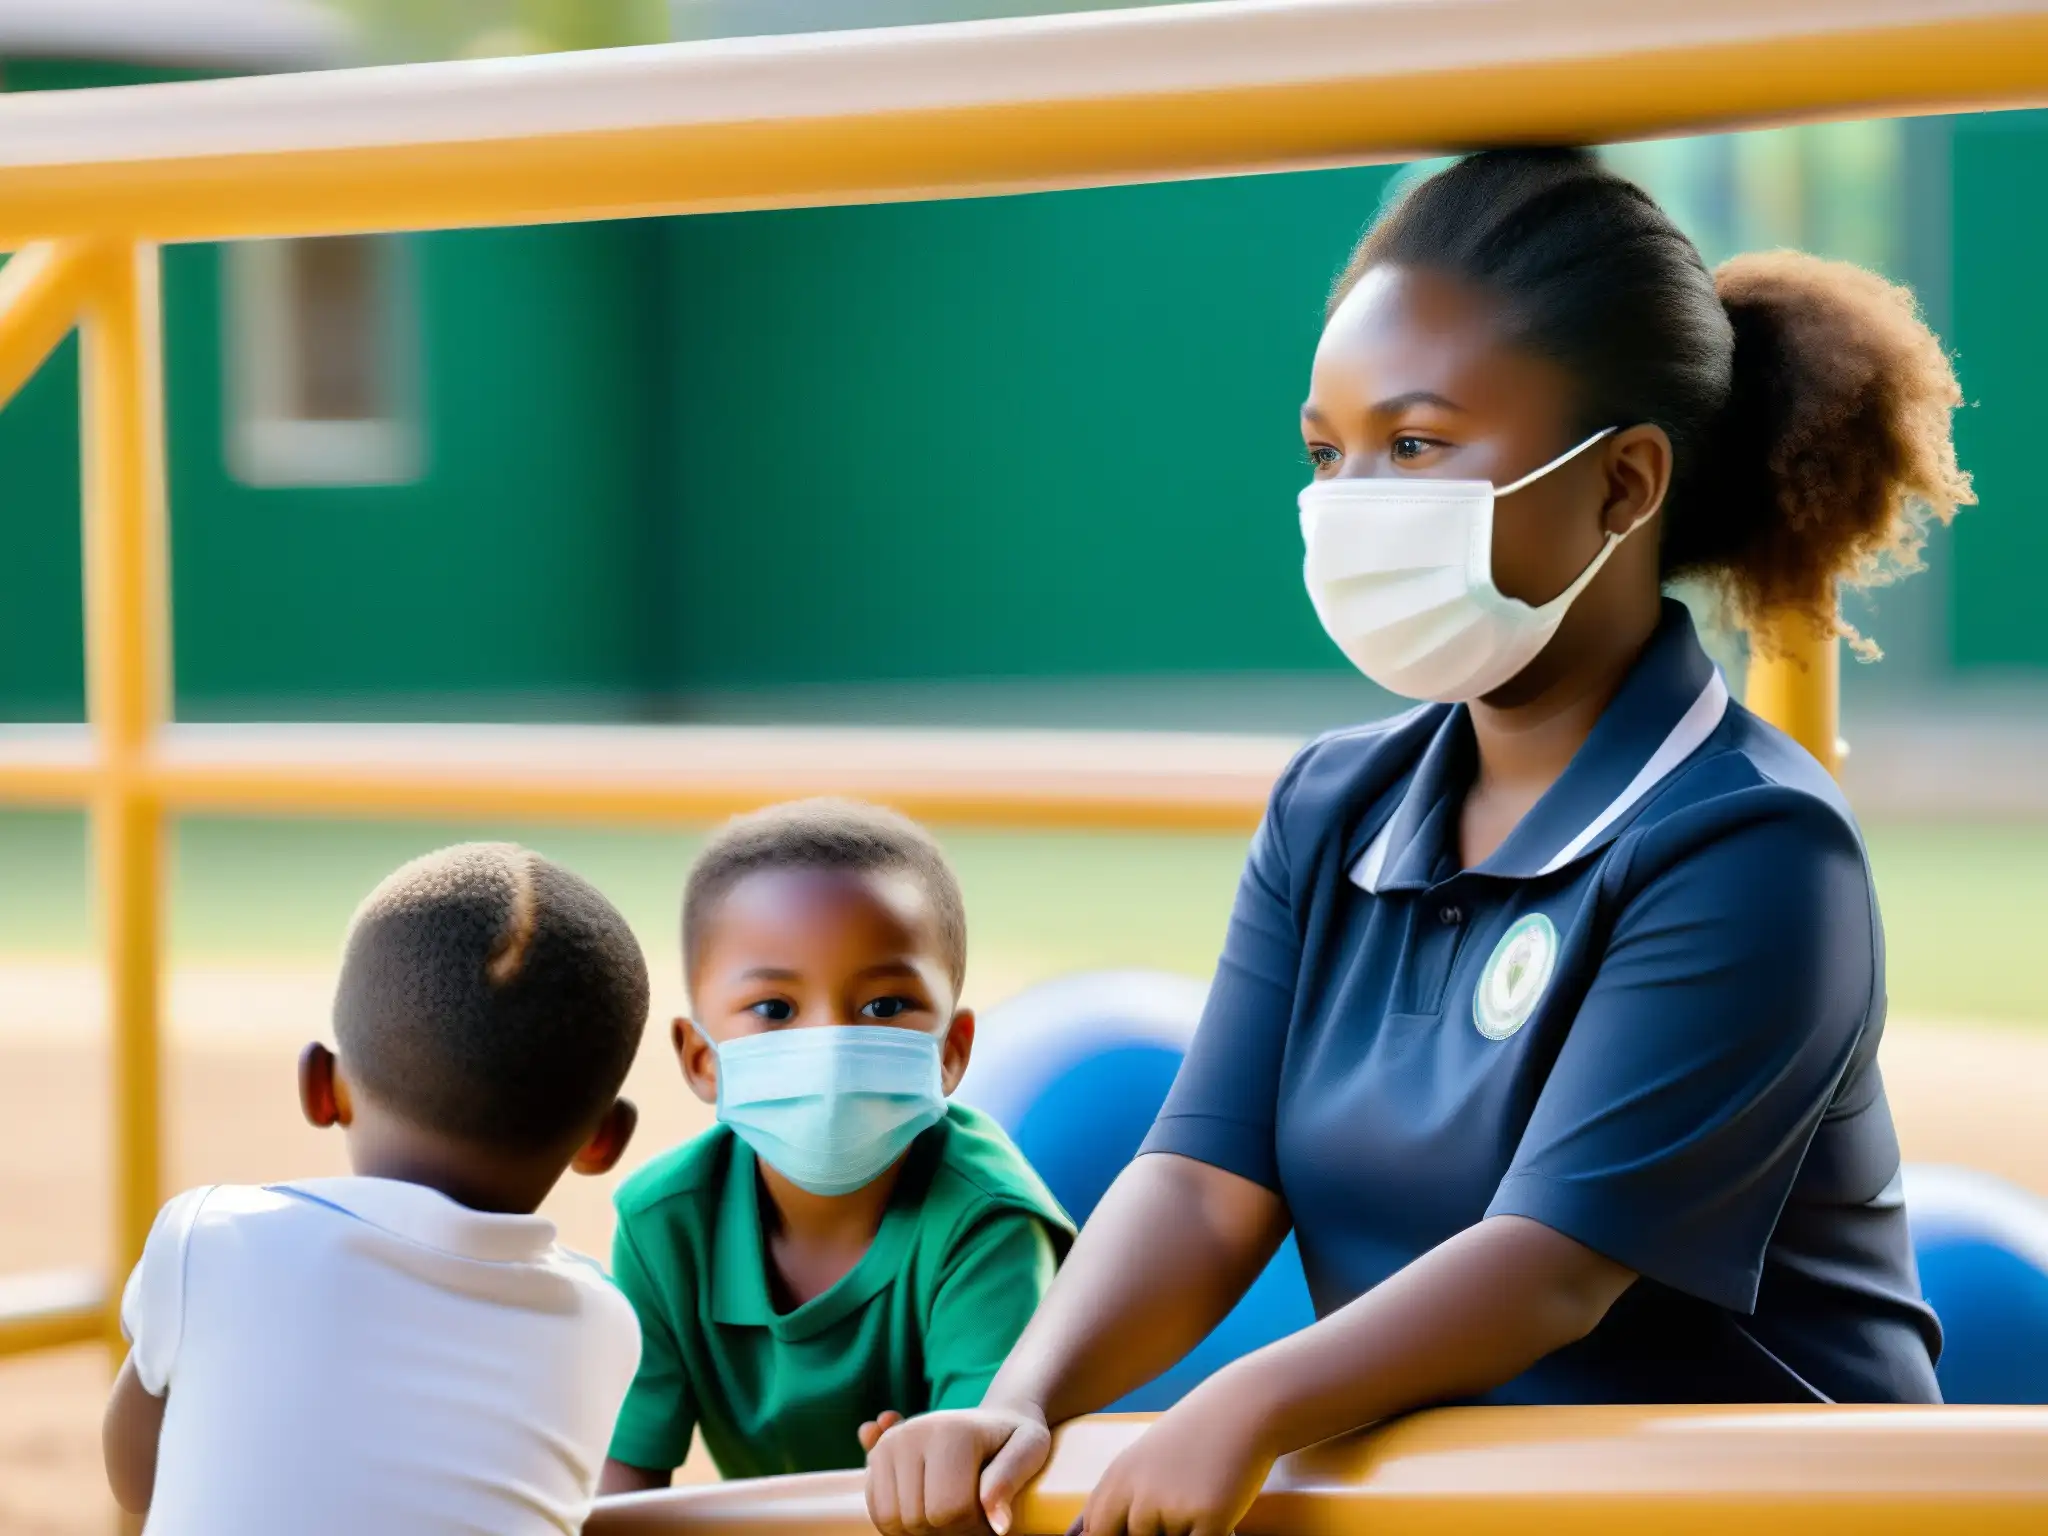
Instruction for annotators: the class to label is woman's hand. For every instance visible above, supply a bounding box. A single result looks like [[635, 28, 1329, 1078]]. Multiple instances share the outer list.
[[864, 1405, 1053, 1536], [1075, 1382, 1275, 1536]]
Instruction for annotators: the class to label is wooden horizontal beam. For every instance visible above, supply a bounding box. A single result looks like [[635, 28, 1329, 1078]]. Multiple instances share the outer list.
[[0, 725, 102, 806], [0, 1268, 105, 1358], [0, 722, 1291, 831], [0, 1, 2039, 244], [586, 1406, 2048, 1534]]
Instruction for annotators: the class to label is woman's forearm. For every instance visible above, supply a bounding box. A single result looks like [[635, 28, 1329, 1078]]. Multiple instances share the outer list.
[[984, 1153, 1289, 1426], [1214, 1215, 1635, 1457]]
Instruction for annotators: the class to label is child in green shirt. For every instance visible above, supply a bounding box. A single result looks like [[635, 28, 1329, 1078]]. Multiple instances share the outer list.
[[599, 799, 1073, 1492]]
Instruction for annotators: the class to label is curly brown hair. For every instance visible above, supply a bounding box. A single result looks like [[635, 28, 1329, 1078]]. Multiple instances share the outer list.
[[1680, 252, 1972, 655], [1336, 149, 1972, 658]]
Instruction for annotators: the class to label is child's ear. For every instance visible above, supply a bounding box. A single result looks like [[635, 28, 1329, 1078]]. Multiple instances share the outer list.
[[298, 1042, 351, 1130], [939, 1008, 975, 1096], [672, 1016, 718, 1106], [571, 1098, 638, 1177]]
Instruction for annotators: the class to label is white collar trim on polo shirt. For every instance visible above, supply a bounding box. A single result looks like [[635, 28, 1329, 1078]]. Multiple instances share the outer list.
[[1351, 810, 1397, 895], [272, 1176, 559, 1265], [1350, 668, 1729, 895]]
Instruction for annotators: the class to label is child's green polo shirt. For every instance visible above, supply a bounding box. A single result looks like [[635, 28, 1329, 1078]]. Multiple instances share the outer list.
[[607, 1104, 1073, 1479]]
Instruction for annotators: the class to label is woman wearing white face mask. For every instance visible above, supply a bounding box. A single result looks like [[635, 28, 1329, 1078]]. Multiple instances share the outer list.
[[865, 147, 1973, 1536]]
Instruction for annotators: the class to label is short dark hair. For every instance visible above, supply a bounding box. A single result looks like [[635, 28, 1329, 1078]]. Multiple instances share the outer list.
[[1336, 148, 1971, 655], [334, 843, 649, 1152], [683, 799, 968, 993]]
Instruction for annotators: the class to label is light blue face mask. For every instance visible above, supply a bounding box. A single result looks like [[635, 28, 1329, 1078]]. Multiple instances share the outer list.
[[703, 1024, 948, 1197]]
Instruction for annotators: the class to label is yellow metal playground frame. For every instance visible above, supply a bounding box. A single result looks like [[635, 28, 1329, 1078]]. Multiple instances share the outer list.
[[1, 0, 2046, 1522]]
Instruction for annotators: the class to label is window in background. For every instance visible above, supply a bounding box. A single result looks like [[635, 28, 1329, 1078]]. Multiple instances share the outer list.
[[224, 235, 423, 487]]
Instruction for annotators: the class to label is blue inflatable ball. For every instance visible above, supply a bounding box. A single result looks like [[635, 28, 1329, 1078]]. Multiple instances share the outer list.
[[1906, 1165, 2048, 1404], [959, 971, 1317, 1411]]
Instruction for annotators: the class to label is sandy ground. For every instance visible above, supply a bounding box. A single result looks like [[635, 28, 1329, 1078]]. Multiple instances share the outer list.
[[1, 965, 2044, 1535]]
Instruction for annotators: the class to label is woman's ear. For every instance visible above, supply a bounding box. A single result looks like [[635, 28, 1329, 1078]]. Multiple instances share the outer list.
[[1603, 423, 1672, 537], [571, 1098, 639, 1177], [673, 1017, 719, 1107], [939, 1009, 975, 1096], [298, 1041, 350, 1130]]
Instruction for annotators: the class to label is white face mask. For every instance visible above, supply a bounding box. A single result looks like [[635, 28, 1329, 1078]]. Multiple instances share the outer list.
[[1296, 427, 1642, 702]]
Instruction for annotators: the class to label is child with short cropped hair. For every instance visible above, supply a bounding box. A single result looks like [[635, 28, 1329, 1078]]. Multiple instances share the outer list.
[[104, 843, 651, 1536], [597, 799, 1073, 1494]]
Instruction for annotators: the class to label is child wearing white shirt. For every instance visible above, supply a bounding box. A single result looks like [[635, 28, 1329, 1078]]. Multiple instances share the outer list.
[[103, 842, 651, 1535]]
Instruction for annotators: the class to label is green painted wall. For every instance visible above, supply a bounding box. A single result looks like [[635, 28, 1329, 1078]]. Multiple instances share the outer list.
[[164, 225, 667, 718], [6, 151, 1406, 716], [663, 168, 1396, 687], [0, 325, 85, 718], [0, 53, 668, 721], [0, 221, 668, 720], [0, 225, 663, 724], [1950, 110, 2048, 672]]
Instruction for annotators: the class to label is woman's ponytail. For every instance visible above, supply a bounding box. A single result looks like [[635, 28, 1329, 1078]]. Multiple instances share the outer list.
[[1665, 252, 1974, 655]]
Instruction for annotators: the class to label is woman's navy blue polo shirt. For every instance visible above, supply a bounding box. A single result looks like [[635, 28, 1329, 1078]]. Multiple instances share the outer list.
[[1142, 600, 1942, 1404]]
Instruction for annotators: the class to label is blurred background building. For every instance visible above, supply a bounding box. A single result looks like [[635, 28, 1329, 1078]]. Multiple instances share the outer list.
[[0, 1, 2039, 810]]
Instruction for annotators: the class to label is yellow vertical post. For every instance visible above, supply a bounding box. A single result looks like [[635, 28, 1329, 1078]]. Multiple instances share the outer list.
[[79, 241, 171, 1351], [1745, 619, 1841, 778]]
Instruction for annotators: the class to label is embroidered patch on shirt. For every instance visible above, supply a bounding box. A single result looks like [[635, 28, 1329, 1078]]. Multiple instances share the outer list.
[[1474, 913, 1558, 1040]]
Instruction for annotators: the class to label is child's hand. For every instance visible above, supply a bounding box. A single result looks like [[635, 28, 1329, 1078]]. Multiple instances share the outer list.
[[863, 1406, 1052, 1536], [858, 1410, 906, 1453]]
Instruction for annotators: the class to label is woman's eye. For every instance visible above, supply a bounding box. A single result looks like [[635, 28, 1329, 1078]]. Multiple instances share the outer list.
[[747, 999, 796, 1022], [861, 996, 916, 1020], [1391, 435, 1434, 463], [1305, 444, 1340, 471]]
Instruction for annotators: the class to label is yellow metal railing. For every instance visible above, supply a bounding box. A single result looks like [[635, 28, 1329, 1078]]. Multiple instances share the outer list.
[[0, 0, 2043, 244], [0, 0, 2039, 1511], [0, 238, 170, 1357], [584, 1407, 2048, 1534]]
